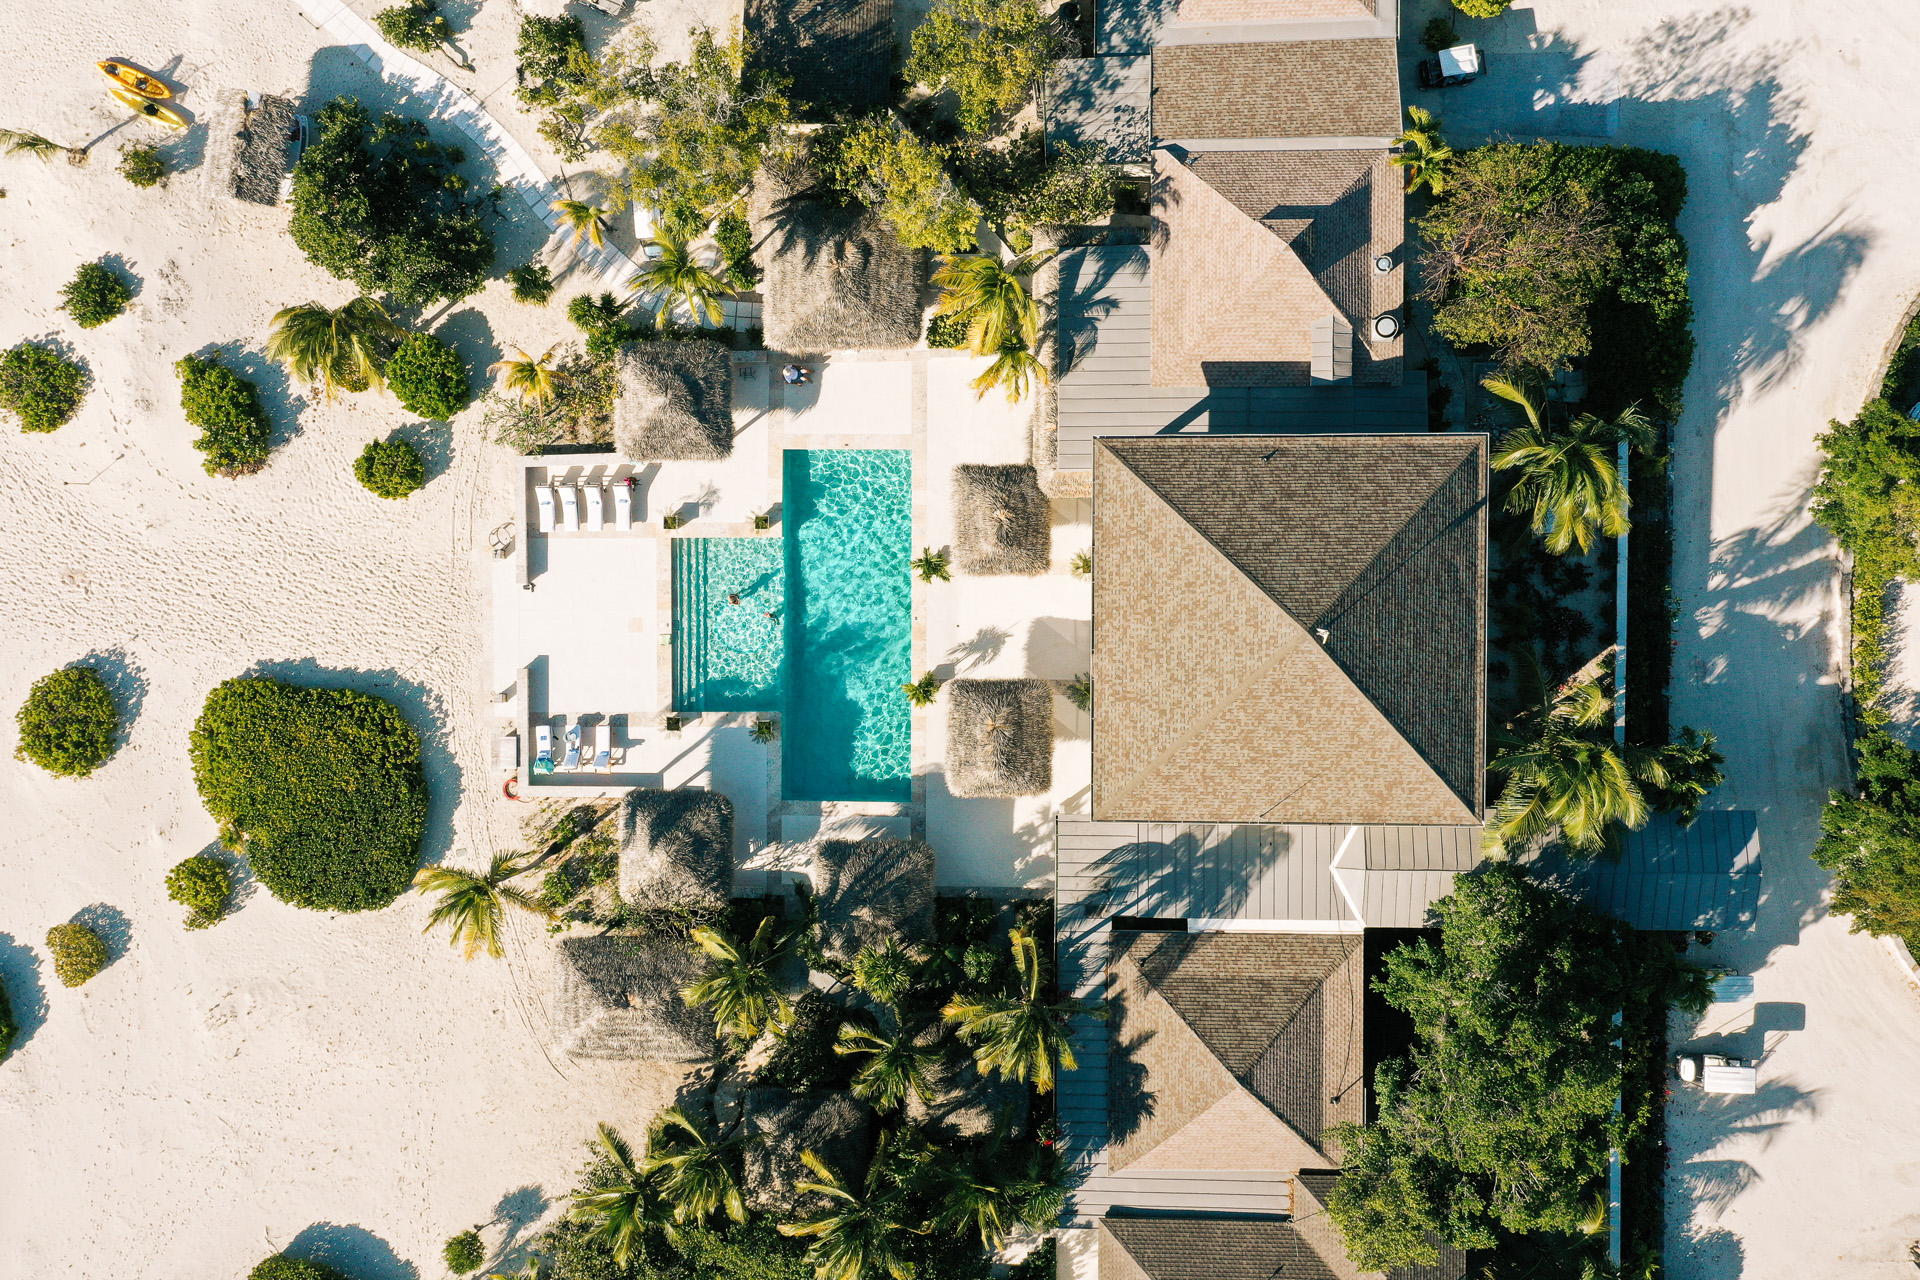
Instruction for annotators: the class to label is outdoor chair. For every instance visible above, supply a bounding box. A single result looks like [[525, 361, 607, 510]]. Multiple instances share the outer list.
[[536, 485, 556, 533], [562, 722, 582, 770], [593, 722, 612, 771], [585, 485, 605, 532], [560, 485, 580, 532], [614, 483, 632, 529], [534, 724, 555, 773]]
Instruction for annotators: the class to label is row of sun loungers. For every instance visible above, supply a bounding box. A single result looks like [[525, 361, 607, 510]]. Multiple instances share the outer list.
[[533, 720, 615, 773], [536, 482, 636, 534]]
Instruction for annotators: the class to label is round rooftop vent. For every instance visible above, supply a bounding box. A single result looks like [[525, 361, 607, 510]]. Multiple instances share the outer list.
[[1373, 313, 1402, 340], [1373, 254, 1394, 274]]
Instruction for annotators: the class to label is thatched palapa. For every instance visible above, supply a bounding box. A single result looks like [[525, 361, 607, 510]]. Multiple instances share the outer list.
[[751, 168, 924, 353], [952, 465, 1051, 575], [551, 936, 717, 1062], [945, 679, 1054, 798], [808, 838, 936, 968], [616, 788, 734, 912], [613, 340, 734, 462], [227, 94, 297, 207], [741, 1088, 878, 1212]]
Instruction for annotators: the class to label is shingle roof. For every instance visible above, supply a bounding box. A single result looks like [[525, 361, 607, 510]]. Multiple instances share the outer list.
[[1091, 435, 1487, 825], [1098, 1215, 1342, 1280], [1151, 41, 1402, 142]]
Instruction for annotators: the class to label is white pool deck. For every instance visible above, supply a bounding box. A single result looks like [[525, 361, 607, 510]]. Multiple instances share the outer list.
[[488, 351, 1089, 893]]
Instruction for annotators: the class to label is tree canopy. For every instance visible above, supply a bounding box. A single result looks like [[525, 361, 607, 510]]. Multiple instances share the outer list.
[[1815, 730, 1920, 951], [813, 118, 981, 253], [905, 0, 1066, 136]]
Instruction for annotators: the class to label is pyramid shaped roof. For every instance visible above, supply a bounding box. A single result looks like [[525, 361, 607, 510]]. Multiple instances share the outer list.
[[1091, 435, 1486, 825]]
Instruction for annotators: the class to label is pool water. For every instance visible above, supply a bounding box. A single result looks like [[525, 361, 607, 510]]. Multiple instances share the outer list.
[[783, 450, 912, 801], [672, 537, 786, 710]]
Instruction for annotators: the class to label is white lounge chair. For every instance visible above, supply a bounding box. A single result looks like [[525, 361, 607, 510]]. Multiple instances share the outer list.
[[559, 485, 580, 532], [562, 722, 582, 770], [536, 485, 556, 533], [592, 722, 612, 771], [585, 485, 605, 532], [534, 724, 554, 773], [613, 483, 632, 530]]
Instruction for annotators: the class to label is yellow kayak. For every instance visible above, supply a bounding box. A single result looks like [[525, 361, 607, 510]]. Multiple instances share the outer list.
[[98, 59, 171, 100], [109, 84, 186, 128]]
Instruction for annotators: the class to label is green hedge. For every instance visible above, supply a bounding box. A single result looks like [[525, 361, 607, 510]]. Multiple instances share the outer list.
[[15, 666, 118, 777], [354, 436, 427, 499], [1815, 731, 1920, 953], [386, 332, 470, 419], [925, 311, 970, 350], [0, 341, 86, 433], [190, 678, 428, 912], [177, 354, 273, 477], [166, 854, 232, 929], [47, 923, 108, 987], [60, 261, 133, 329], [249, 1257, 347, 1280]]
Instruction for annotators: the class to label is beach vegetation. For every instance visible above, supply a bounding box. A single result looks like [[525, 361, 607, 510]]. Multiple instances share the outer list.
[[904, 0, 1067, 136], [1065, 674, 1090, 711], [288, 97, 495, 307], [1069, 549, 1090, 579], [515, 14, 590, 106], [508, 262, 556, 305], [714, 209, 758, 290], [942, 926, 1083, 1093], [354, 435, 428, 499], [491, 344, 571, 426], [570, 1121, 678, 1262], [176, 354, 273, 477], [835, 1021, 938, 1111], [629, 234, 730, 327], [1420, 16, 1458, 51], [1485, 371, 1654, 555], [46, 922, 109, 987], [813, 118, 981, 254], [969, 343, 1046, 404], [415, 852, 550, 959], [643, 1106, 749, 1230], [375, 0, 451, 54], [249, 1257, 347, 1280], [190, 677, 428, 913], [902, 671, 943, 706], [15, 666, 118, 776], [925, 312, 970, 350], [267, 296, 403, 400], [1451, 0, 1512, 14], [682, 917, 796, 1043], [166, 853, 233, 929], [0, 972, 14, 1062], [553, 199, 611, 249], [751, 719, 778, 743], [0, 128, 62, 160], [483, 346, 615, 452], [0, 341, 86, 432], [956, 130, 1114, 243], [568, 292, 635, 359], [385, 331, 471, 419], [59, 261, 132, 329], [777, 1145, 920, 1280], [759, 988, 862, 1091], [117, 143, 165, 187], [443, 1229, 485, 1275], [1815, 730, 1920, 955], [849, 936, 919, 1008]]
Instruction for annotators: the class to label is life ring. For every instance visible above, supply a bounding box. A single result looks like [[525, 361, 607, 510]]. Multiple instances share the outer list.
[[503, 776, 521, 800]]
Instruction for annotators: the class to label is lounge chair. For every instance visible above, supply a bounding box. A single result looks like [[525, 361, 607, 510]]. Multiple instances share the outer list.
[[585, 485, 605, 532], [613, 483, 632, 530], [592, 722, 612, 771], [562, 722, 582, 770], [536, 485, 556, 533], [559, 485, 580, 532], [534, 724, 554, 773]]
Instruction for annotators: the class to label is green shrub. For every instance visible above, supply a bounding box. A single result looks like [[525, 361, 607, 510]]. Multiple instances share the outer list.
[[190, 677, 429, 913], [385, 332, 470, 419], [176, 354, 273, 477], [568, 291, 632, 360], [443, 1229, 485, 1275], [46, 922, 108, 987], [1452, 0, 1513, 14], [758, 989, 860, 1091], [355, 436, 428, 499], [375, 0, 450, 53], [1815, 730, 1920, 952], [925, 311, 971, 349], [1010, 1239, 1056, 1280], [166, 854, 232, 929], [507, 262, 555, 305], [0, 971, 14, 1063], [15, 666, 118, 777], [514, 14, 588, 105], [118, 143, 165, 188], [289, 97, 495, 307], [715, 210, 759, 291], [813, 117, 981, 253], [1421, 16, 1459, 50], [249, 1257, 347, 1280], [60, 261, 133, 329], [905, 0, 1066, 136], [0, 341, 87, 432]]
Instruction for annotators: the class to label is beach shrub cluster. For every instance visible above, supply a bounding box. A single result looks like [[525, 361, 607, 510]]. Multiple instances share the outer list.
[[190, 677, 428, 913], [118, 143, 165, 188], [904, 0, 1068, 136], [384, 332, 470, 419], [442, 1229, 485, 1275], [507, 262, 555, 306], [925, 312, 970, 349], [46, 922, 109, 988], [374, 0, 451, 54], [1814, 731, 1920, 955], [714, 209, 758, 291], [15, 666, 118, 777], [354, 436, 428, 499], [60, 261, 133, 329], [0, 972, 14, 1062], [812, 117, 982, 253], [166, 853, 232, 930], [1452, 0, 1514, 14], [567, 292, 635, 359], [176, 354, 273, 477], [288, 97, 495, 307], [249, 1257, 346, 1280], [0, 340, 87, 432]]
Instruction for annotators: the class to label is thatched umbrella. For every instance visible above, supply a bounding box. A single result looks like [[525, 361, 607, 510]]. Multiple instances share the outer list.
[[951, 465, 1051, 575], [945, 679, 1054, 798], [741, 1087, 878, 1212], [552, 936, 718, 1061], [228, 94, 297, 207], [751, 166, 924, 352], [807, 838, 936, 969], [616, 789, 734, 913], [613, 340, 734, 462]]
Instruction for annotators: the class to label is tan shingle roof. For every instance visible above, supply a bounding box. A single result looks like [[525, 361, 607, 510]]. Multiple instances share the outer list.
[[1099, 1218, 1346, 1280], [1151, 40, 1402, 141], [1175, 0, 1374, 21], [1091, 436, 1486, 825]]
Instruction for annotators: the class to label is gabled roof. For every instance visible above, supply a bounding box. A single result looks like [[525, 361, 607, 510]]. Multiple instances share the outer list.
[[1108, 931, 1364, 1173], [1098, 1216, 1343, 1280], [1151, 41, 1401, 143], [1091, 435, 1487, 826], [1173, 0, 1374, 21]]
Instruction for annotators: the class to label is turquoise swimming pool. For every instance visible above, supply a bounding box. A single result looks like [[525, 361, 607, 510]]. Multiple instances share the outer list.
[[672, 537, 786, 710]]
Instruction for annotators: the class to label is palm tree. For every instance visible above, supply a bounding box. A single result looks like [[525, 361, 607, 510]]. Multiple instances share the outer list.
[[942, 927, 1089, 1094], [931, 250, 1053, 356], [489, 345, 569, 431], [267, 296, 403, 400], [925, 1135, 1069, 1251], [1483, 647, 1674, 860], [902, 671, 943, 708], [969, 344, 1049, 405], [850, 937, 920, 1007], [641, 1106, 747, 1229], [552, 199, 610, 250], [413, 852, 551, 960], [1390, 104, 1454, 195], [776, 1147, 918, 1280], [571, 1122, 679, 1263], [681, 916, 795, 1043], [1485, 372, 1655, 555], [0, 128, 62, 162], [834, 1022, 939, 1112], [628, 234, 730, 327], [911, 548, 951, 584]]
